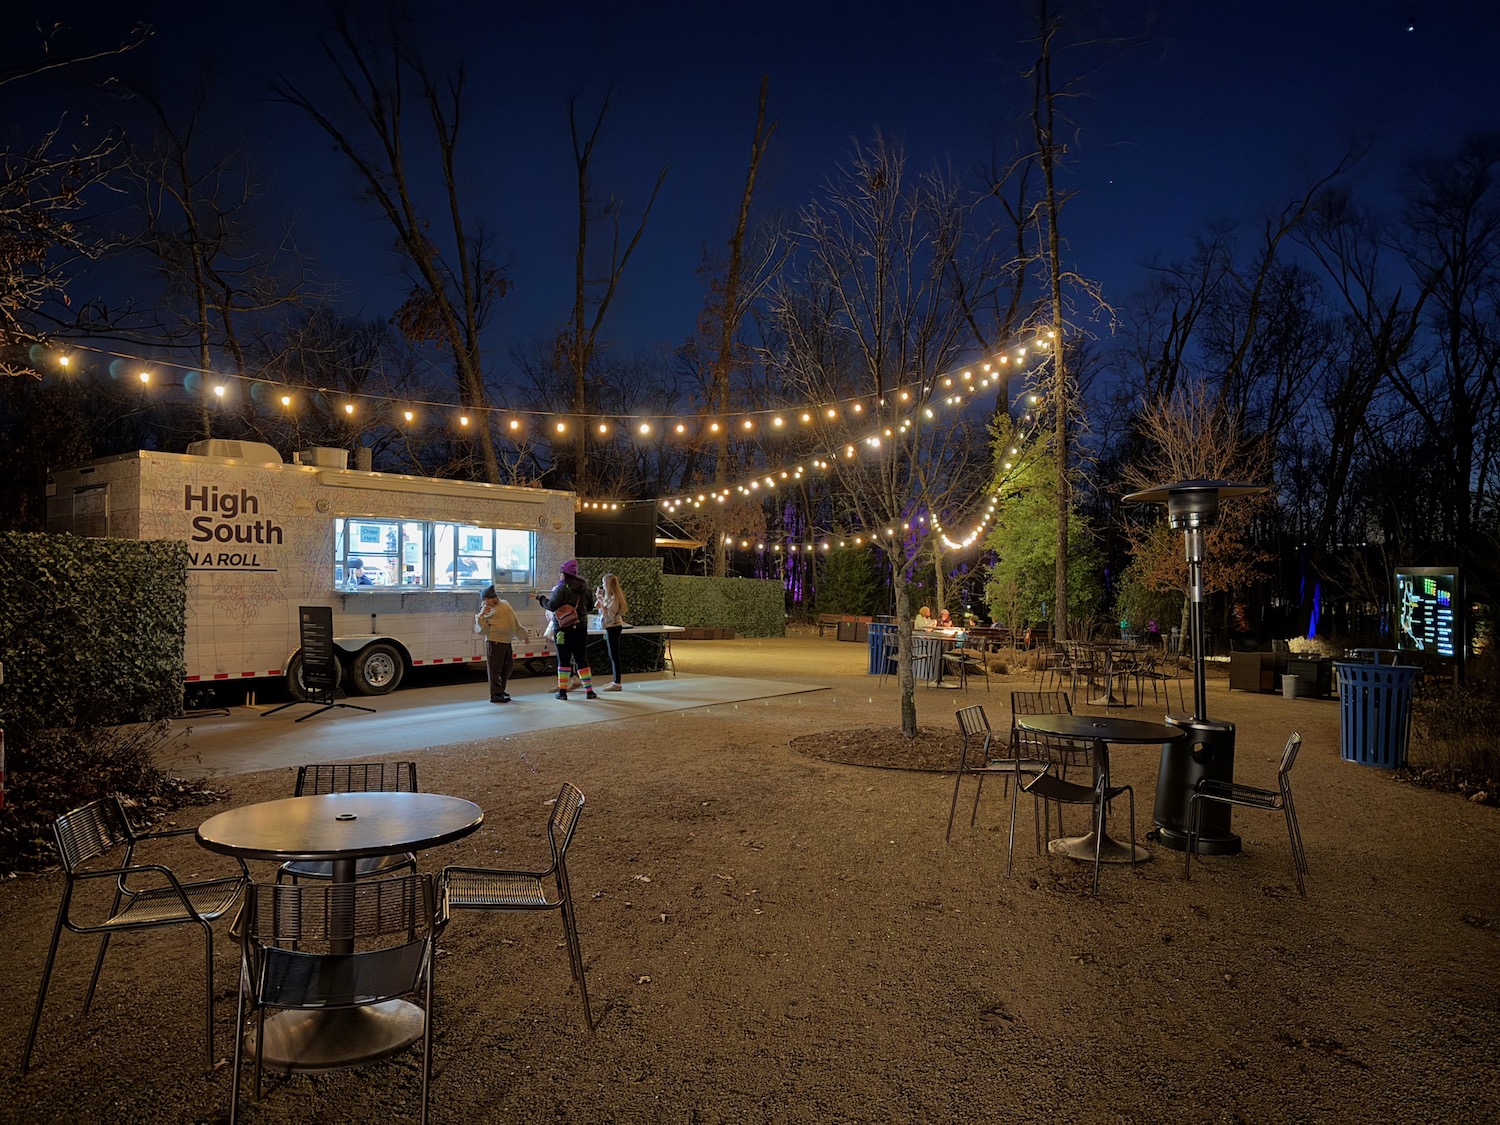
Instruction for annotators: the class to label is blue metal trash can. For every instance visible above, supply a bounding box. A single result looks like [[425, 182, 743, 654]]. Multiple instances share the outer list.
[[1334, 661, 1419, 768], [867, 622, 897, 675]]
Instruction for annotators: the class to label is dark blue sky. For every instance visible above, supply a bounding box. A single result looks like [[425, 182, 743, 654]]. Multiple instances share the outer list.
[[14, 0, 1500, 365]]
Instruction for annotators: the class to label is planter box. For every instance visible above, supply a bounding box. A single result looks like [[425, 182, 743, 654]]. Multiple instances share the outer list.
[[1286, 657, 1332, 698], [1229, 650, 1284, 693]]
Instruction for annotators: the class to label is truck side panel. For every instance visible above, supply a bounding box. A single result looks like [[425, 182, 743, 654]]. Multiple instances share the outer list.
[[46, 451, 572, 685]]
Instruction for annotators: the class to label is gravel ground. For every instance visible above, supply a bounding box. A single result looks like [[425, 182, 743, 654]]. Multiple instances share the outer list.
[[2, 636, 1496, 1124]]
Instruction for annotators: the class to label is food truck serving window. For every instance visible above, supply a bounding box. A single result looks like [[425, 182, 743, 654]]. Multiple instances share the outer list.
[[334, 518, 534, 591]]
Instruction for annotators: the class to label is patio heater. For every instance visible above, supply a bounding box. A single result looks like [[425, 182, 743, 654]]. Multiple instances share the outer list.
[[1123, 479, 1267, 855]]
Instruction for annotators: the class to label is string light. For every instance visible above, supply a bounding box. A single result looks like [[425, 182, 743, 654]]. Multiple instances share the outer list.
[[46, 333, 1055, 543], [42, 328, 1052, 436]]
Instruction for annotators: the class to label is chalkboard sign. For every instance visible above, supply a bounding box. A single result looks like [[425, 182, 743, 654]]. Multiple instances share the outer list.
[[298, 605, 338, 696]]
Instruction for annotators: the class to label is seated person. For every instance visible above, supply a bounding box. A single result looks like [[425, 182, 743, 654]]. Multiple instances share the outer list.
[[936, 609, 954, 629], [347, 558, 374, 585], [915, 605, 936, 630]]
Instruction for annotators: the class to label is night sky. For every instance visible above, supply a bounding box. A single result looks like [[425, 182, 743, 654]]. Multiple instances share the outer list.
[[11, 0, 1500, 365]]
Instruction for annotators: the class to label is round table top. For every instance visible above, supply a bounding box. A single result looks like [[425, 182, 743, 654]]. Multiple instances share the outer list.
[[1016, 713, 1186, 744], [196, 791, 484, 863]]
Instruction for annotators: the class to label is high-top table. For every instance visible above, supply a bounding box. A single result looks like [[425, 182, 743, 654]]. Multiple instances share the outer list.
[[197, 791, 483, 1071], [1015, 713, 1185, 864]]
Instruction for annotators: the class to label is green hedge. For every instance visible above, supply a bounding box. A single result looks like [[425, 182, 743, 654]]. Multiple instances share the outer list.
[[0, 531, 187, 738], [662, 575, 786, 637], [575, 556, 667, 673]]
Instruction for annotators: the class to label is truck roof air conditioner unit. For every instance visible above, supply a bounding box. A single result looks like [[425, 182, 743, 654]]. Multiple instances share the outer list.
[[301, 447, 350, 469], [185, 439, 283, 464]]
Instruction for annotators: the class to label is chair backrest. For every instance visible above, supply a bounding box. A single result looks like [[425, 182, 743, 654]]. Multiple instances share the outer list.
[[953, 705, 994, 769], [248, 873, 433, 946], [294, 761, 419, 796], [548, 782, 587, 867], [244, 875, 435, 1006], [1010, 690, 1073, 718], [52, 797, 134, 872], [1277, 732, 1303, 788], [1010, 691, 1090, 764], [955, 705, 990, 739]]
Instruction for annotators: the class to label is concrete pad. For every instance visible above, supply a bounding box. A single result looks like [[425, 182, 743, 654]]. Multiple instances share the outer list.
[[159, 671, 827, 779]]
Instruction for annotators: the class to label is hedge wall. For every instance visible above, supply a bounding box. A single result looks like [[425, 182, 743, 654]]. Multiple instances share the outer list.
[[662, 575, 785, 637], [0, 531, 188, 739], [573, 556, 667, 673]]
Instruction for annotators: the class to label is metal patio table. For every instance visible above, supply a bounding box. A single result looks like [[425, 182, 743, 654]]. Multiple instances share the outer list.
[[197, 791, 483, 1071], [1015, 713, 1185, 865]]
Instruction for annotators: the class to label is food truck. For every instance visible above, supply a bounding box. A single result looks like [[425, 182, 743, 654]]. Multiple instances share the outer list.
[[45, 440, 575, 700]]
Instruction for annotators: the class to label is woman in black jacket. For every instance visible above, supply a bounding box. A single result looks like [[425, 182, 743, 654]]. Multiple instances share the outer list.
[[539, 559, 597, 699]]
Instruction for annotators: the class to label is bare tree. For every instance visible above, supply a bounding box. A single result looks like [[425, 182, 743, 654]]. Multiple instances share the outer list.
[[1386, 136, 1500, 576], [702, 76, 779, 575], [122, 85, 312, 439], [0, 20, 150, 374], [769, 135, 1023, 737], [555, 93, 667, 495], [272, 13, 506, 482], [1016, 2, 1116, 641]]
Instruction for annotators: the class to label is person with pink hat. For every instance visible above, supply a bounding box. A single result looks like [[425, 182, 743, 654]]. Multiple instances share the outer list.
[[537, 559, 597, 700]]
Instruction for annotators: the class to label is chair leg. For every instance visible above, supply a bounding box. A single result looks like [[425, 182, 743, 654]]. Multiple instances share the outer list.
[[1185, 794, 1202, 881], [20, 897, 72, 1075], [945, 761, 967, 843], [1284, 791, 1308, 896], [560, 902, 594, 1032], [82, 932, 112, 1015], [1091, 796, 1105, 895], [421, 940, 435, 1125], [199, 921, 216, 1072], [1006, 769, 1021, 876], [968, 774, 987, 830], [253, 1003, 266, 1103], [229, 959, 249, 1125]]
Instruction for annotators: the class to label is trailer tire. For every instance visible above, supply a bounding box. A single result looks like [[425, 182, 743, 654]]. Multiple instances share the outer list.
[[285, 650, 343, 702], [349, 642, 405, 695]]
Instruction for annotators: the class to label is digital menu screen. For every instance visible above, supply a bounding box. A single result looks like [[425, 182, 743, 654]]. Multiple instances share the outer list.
[[1395, 567, 1460, 659]]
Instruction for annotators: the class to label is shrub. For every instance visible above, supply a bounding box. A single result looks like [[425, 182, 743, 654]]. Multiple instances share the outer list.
[[1410, 658, 1500, 797], [0, 532, 196, 871]]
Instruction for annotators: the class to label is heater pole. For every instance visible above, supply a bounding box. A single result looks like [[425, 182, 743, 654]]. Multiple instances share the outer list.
[[1185, 526, 1208, 722]]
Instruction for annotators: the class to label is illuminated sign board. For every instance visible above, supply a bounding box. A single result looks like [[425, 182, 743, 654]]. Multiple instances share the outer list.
[[1394, 567, 1461, 660]]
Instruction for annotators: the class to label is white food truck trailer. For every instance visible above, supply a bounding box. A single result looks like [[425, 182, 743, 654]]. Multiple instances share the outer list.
[[45, 440, 575, 700]]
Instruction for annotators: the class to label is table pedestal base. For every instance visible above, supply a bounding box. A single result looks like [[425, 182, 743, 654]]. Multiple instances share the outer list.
[[250, 1000, 424, 1071], [1049, 831, 1152, 865]]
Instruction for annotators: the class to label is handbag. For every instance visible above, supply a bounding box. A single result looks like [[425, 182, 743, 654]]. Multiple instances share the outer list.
[[553, 603, 580, 629]]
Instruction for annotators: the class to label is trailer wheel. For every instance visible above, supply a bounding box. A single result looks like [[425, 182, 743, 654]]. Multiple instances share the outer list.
[[285, 650, 343, 702], [349, 642, 405, 695]]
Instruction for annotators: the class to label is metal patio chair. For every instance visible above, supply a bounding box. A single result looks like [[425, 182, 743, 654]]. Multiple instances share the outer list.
[[941, 643, 991, 693], [1186, 732, 1307, 895], [875, 626, 900, 685], [440, 782, 594, 1031], [21, 796, 247, 1075], [945, 705, 1051, 871], [1018, 734, 1137, 895], [279, 761, 420, 883], [230, 874, 440, 1124], [1142, 633, 1188, 712]]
